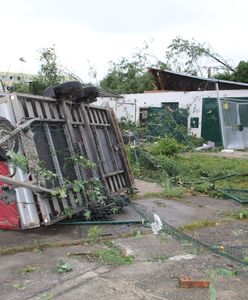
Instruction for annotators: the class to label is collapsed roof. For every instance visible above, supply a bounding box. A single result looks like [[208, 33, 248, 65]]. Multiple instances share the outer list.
[[149, 68, 248, 91]]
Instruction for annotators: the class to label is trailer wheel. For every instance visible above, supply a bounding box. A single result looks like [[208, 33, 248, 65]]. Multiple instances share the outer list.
[[0, 117, 19, 160]]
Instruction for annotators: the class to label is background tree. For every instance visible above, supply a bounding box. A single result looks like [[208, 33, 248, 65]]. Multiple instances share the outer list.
[[29, 47, 64, 95], [100, 42, 169, 94], [166, 36, 235, 76]]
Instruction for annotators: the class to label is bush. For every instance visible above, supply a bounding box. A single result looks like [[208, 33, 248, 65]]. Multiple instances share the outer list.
[[151, 136, 182, 157]]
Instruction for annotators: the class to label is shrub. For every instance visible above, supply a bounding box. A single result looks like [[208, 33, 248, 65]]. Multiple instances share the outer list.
[[151, 136, 182, 157]]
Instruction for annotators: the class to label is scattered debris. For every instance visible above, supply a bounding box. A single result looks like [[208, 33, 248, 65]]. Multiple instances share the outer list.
[[151, 214, 163, 235]]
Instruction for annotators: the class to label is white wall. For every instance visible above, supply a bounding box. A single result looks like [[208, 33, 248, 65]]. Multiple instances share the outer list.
[[96, 89, 248, 137]]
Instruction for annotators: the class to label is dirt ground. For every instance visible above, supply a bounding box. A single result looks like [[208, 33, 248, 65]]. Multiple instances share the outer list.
[[0, 179, 248, 300]]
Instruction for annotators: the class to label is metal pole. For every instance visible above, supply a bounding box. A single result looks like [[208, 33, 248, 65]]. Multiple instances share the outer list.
[[215, 82, 226, 148]]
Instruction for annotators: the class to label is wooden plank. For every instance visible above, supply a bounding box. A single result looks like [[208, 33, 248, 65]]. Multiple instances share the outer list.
[[35, 101, 44, 118], [25, 100, 35, 118], [92, 109, 100, 124], [101, 110, 108, 124], [0, 174, 53, 193], [92, 127, 108, 174], [97, 110, 104, 124], [88, 109, 95, 123], [106, 108, 135, 189], [104, 127, 119, 170], [80, 105, 108, 187], [10, 94, 26, 123], [43, 102, 52, 119], [78, 126, 98, 178]]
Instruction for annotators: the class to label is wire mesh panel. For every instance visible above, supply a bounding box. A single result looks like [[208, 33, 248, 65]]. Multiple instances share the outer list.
[[221, 99, 248, 149], [5, 93, 134, 228]]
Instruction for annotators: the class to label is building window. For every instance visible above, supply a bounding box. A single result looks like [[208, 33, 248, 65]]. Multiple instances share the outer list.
[[190, 117, 199, 128], [161, 102, 179, 111]]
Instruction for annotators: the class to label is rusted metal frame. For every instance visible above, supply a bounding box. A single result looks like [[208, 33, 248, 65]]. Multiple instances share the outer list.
[[79, 104, 108, 187], [43, 123, 69, 211], [106, 108, 135, 189]]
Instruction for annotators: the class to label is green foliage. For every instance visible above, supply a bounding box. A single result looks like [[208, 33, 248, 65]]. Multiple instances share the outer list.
[[52, 186, 67, 199], [96, 245, 134, 265], [233, 61, 248, 83], [65, 155, 96, 169], [226, 208, 248, 220], [162, 179, 186, 199], [72, 179, 87, 193], [18, 265, 40, 274], [152, 155, 180, 177], [180, 219, 217, 231], [151, 136, 182, 157], [64, 207, 74, 219], [12, 81, 30, 93], [39, 292, 53, 300], [30, 47, 64, 95], [7, 150, 28, 172], [146, 107, 189, 142], [55, 260, 73, 273], [215, 61, 248, 83], [87, 226, 102, 244], [166, 36, 234, 76], [100, 42, 169, 94], [34, 160, 57, 181]]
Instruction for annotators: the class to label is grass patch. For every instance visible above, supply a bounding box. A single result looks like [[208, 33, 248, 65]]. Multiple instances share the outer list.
[[87, 226, 103, 244], [18, 265, 40, 274], [150, 254, 169, 262], [179, 219, 218, 231], [225, 208, 248, 220], [94, 245, 134, 265]]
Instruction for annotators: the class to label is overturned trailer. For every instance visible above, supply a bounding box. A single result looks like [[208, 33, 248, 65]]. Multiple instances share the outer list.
[[0, 84, 134, 230]]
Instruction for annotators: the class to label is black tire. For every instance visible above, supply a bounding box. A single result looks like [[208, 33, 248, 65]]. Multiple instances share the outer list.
[[54, 81, 83, 97], [75, 86, 99, 104], [0, 117, 19, 160], [43, 81, 99, 104]]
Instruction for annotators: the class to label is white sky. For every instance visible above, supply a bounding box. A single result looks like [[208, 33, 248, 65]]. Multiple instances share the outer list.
[[1, 0, 248, 82]]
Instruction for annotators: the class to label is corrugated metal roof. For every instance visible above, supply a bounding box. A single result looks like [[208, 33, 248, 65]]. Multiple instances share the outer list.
[[149, 68, 248, 91]]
